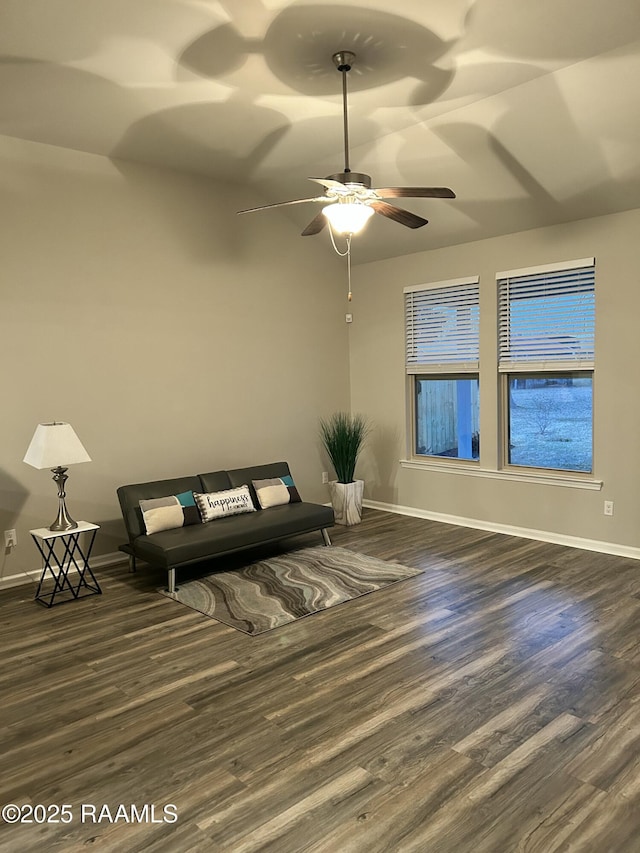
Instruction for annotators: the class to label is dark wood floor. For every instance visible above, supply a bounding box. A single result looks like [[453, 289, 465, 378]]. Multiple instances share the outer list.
[[2, 509, 640, 852]]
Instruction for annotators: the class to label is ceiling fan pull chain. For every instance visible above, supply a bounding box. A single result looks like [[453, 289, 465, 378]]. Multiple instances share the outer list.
[[328, 224, 350, 257], [328, 222, 353, 299]]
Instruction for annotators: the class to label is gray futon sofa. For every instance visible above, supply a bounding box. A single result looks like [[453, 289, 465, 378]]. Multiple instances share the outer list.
[[117, 461, 334, 593]]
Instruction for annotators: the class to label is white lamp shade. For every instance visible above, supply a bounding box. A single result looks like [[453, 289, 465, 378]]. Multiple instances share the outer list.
[[322, 201, 375, 234], [24, 422, 91, 469]]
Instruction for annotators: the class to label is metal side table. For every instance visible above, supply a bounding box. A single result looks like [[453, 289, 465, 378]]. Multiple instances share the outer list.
[[30, 522, 101, 607]]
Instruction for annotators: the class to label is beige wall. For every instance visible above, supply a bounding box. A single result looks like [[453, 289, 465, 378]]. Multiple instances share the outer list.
[[350, 208, 640, 550], [2, 131, 638, 581], [0, 135, 350, 579]]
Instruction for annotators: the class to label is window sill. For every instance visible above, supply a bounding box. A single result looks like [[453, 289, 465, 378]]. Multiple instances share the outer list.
[[399, 459, 603, 490]]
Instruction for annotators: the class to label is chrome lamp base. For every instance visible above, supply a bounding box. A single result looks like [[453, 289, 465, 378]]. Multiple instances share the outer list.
[[49, 466, 78, 531]]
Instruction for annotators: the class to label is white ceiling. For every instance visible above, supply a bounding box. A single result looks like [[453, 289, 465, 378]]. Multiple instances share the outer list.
[[3, 0, 640, 262]]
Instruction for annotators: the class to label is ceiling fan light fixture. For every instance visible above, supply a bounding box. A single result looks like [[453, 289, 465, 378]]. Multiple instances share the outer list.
[[322, 200, 374, 234]]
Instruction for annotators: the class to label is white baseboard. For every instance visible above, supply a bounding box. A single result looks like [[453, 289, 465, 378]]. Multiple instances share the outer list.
[[363, 499, 640, 561], [0, 551, 126, 591]]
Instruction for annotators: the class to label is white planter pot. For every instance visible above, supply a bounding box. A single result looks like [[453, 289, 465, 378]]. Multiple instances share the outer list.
[[328, 479, 364, 526]]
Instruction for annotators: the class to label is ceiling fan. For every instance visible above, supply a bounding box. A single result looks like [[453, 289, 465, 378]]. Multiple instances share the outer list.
[[238, 51, 455, 237]]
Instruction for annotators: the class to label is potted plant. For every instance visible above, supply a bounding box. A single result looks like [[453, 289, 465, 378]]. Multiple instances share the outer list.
[[319, 412, 370, 525]]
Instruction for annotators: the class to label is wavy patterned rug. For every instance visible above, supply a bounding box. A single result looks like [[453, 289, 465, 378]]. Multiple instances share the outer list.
[[159, 546, 422, 635]]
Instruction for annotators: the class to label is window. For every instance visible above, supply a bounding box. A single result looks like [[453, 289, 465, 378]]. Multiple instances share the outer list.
[[405, 277, 480, 461], [497, 258, 595, 473]]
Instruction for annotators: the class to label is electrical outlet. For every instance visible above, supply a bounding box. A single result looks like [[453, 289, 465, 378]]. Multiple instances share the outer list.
[[604, 500, 614, 517], [4, 529, 17, 548], [322, 472, 329, 484]]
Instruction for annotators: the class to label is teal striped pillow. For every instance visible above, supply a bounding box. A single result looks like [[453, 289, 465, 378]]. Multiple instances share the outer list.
[[139, 490, 199, 534]]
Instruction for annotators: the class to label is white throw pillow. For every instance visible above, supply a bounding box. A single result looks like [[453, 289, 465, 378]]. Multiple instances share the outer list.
[[252, 475, 302, 509], [194, 486, 255, 522]]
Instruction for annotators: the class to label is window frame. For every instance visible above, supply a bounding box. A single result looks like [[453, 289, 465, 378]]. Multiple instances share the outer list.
[[497, 258, 595, 477], [404, 276, 480, 465]]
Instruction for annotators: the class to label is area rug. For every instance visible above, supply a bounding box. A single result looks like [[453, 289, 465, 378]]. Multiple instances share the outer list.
[[159, 546, 422, 635]]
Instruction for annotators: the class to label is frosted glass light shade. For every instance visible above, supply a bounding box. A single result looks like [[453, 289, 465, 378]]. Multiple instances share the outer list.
[[322, 201, 374, 234], [24, 422, 91, 469]]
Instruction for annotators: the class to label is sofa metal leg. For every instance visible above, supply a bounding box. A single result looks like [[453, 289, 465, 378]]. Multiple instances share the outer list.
[[321, 528, 332, 546], [128, 554, 137, 574], [167, 568, 176, 594]]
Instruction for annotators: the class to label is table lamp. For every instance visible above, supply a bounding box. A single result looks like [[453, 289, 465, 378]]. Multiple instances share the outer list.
[[24, 422, 91, 531]]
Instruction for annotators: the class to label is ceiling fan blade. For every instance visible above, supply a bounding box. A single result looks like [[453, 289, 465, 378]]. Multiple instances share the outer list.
[[370, 201, 429, 229], [237, 196, 328, 215], [374, 187, 456, 199], [308, 176, 348, 190], [301, 211, 328, 237]]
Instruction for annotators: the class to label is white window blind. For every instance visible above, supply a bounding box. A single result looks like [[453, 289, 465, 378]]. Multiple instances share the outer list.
[[497, 259, 595, 373], [404, 277, 480, 374]]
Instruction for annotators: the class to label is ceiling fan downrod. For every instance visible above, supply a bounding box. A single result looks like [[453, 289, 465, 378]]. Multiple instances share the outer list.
[[333, 51, 355, 175]]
